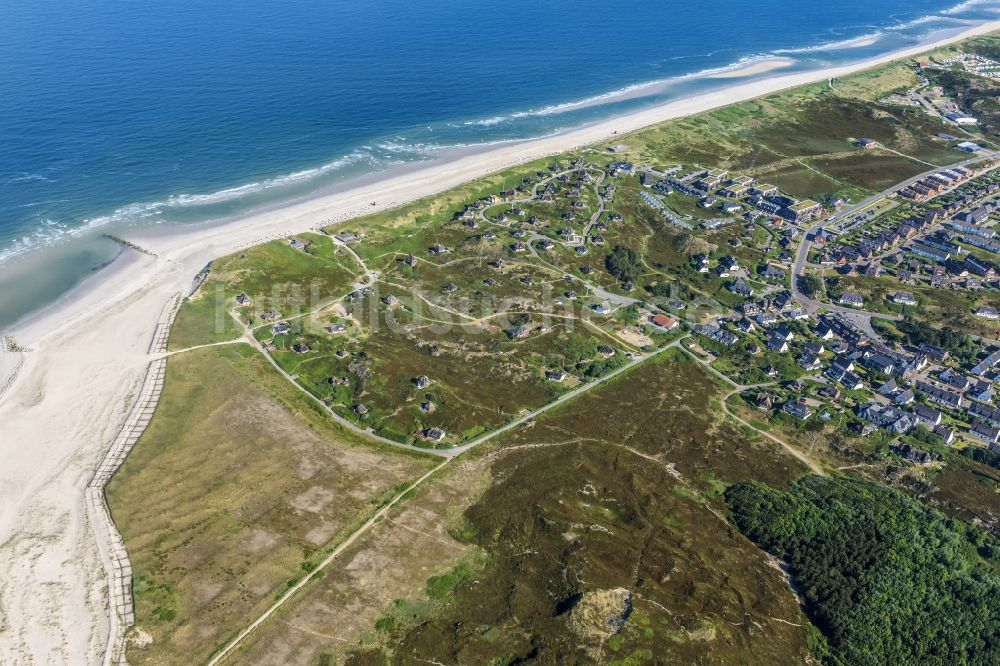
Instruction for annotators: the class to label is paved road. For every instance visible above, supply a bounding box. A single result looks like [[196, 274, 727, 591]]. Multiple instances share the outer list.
[[790, 151, 1000, 329], [834, 150, 998, 226]]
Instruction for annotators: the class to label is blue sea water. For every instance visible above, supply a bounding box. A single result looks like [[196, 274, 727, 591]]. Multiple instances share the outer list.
[[2, 0, 1000, 327]]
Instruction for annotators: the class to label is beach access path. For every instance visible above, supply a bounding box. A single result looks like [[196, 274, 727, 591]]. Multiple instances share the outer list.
[[2, 19, 1000, 665]]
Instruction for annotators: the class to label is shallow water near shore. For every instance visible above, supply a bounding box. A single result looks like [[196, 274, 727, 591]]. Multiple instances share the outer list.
[[2, 0, 1000, 328]]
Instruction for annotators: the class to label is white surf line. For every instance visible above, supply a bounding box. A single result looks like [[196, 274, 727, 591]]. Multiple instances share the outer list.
[[87, 293, 181, 666]]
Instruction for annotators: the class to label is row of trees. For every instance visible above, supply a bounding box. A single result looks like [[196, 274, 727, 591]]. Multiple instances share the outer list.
[[896, 317, 978, 363], [726, 476, 1000, 665]]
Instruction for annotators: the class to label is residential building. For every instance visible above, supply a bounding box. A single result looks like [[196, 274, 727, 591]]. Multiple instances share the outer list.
[[838, 292, 864, 308], [783, 199, 822, 222], [970, 402, 1000, 428], [916, 380, 963, 409], [946, 112, 979, 125], [651, 314, 679, 330], [913, 404, 943, 427], [972, 422, 1000, 445], [892, 442, 938, 465], [972, 349, 1000, 376], [891, 292, 918, 306], [971, 380, 996, 404], [783, 401, 813, 420], [759, 264, 786, 281], [774, 325, 795, 341], [799, 353, 821, 371], [767, 334, 789, 353], [423, 427, 447, 442], [729, 279, 755, 297], [966, 256, 997, 278], [975, 306, 999, 320], [694, 324, 738, 346], [858, 403, 915, 434], [935, 425, 955, 445]]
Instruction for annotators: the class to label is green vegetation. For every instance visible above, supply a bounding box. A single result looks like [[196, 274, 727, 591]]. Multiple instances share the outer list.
[[895, 317, 978, 361], [836, 273, 999, 339], [631, 74, 961, 202], [107, 345, 431, 664], [727, 476, 1000, 665], [960, 445, 1000, 470], [605, 244, 642, 283], [166, 282, 244, 350], [167, 232, 360, 350], [800, 273, 823, 298], [115, 32, 1000, 665], [343, 352, 812, 665], [935, 70, 1000, 141], [424, 554, 488, 602]]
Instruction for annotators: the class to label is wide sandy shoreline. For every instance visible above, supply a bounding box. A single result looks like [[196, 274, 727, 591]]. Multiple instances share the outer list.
[[1, 19, 999, 665]]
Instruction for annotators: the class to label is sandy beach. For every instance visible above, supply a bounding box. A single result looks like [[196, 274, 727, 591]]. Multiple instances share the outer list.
[[709, 57, 796, 78], [1, 18, 999, 665]]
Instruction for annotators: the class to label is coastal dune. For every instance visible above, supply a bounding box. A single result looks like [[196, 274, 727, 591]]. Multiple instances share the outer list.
[[2, 19, 999, 664]]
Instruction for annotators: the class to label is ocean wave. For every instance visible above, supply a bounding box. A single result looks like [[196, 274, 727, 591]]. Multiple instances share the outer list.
[[448, 76, 687, 130], [5, 173, 53, 184], [164, 149, 379, 208], [12, 199, 71, 210], [772, 31, 886, 54], [463, 116, 507, 127], [941, 0, 1000, 15], [0, 149, 392, 266], [447, 0, 999, 130], [0, 129, 554, 267], [4, 1, 999, 270], [772, 4, 981, 55], [0, 218, 75, 264], [881, 0, 1000, 34]]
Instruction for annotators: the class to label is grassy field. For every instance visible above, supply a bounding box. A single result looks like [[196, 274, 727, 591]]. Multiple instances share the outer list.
[[107, 345, 434, 665], [925, 457, 1000, 535], [219, 458, 492, 665], [334, 351, 813, 664], [167, 233, 361, 351], [203, 351, 813, 665], [625, 89, 961, 204], [166, 162, 679, 449], [116, 34, 1000, 665], [932, 39, 1000, 142]]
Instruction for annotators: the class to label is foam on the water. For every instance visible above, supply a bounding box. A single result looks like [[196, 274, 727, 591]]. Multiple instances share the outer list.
[[1, 0, 1000, 327]]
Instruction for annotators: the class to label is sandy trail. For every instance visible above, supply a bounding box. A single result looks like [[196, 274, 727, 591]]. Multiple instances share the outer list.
[[1, 19, 999, 664]]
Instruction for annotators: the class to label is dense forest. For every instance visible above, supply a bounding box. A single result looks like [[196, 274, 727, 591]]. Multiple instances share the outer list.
[[726, 476, 1000, 665]]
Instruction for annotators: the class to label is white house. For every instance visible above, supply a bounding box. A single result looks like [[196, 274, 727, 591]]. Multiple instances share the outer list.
[[976, 306, 999, 320]]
